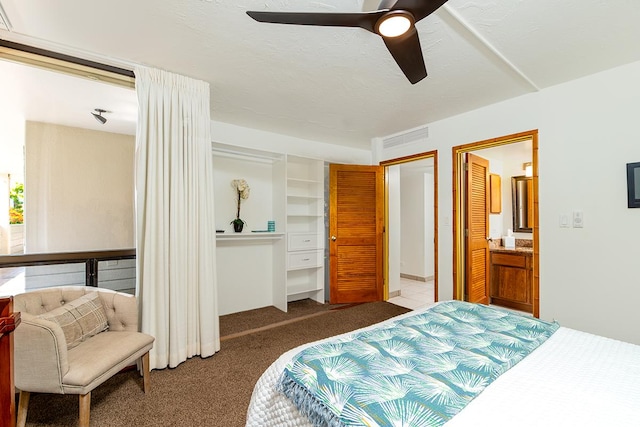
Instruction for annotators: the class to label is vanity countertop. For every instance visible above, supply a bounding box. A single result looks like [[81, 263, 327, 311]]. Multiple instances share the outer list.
[[490, 246, 533, 255]]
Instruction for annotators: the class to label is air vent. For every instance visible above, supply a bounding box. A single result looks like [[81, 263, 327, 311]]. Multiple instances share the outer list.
[[382, 125, 429, 149], [0, 3, 11, 31]]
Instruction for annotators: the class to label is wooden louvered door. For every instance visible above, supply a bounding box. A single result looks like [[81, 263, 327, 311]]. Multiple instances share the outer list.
[[329, 164, 384, 304], [465, 153, 490, 304]]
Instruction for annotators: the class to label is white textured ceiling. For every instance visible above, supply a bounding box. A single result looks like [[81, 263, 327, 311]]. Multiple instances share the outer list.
[[0, 0, 639, 149]]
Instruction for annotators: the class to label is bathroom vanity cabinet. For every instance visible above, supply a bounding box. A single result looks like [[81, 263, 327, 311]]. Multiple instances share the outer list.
[[489, 250, 533, 313]]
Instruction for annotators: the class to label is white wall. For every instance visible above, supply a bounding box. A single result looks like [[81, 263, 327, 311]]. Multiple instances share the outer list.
[[400, 170, 426, 278], [400, 170, 425, 278], [25, 122, 135, 252], [212, 155, 276, 233], [375, 60, 640, 345]]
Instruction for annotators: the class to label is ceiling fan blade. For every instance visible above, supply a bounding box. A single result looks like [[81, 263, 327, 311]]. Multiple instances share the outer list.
[[391, 0, 448, 22], [382, 28, 427, 84], [246, 11, 385, 33]]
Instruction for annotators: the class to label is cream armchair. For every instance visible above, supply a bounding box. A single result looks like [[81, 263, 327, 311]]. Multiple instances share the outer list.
[[13, 286, 155, 427]]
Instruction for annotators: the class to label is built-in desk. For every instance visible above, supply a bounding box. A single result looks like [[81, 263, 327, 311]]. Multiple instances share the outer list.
[[215, 232, 287, 315], [216, 232, 285, 242]]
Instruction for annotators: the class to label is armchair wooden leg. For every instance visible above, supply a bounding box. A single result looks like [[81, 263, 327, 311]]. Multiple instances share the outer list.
[[142, 352, 150, 393], [79, 392, 91, 427], [16, 390, 30, 427]]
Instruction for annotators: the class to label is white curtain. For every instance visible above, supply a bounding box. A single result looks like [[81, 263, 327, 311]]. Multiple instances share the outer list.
[[134, 66, 219, 370]]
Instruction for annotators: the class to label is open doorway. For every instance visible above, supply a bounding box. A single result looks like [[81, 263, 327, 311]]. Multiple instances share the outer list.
[[452, 131, 539, 317], [382, 151, 438, 310]]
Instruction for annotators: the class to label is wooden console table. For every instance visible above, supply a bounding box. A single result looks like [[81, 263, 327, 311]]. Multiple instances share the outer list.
[[0, 297, 20, 427]]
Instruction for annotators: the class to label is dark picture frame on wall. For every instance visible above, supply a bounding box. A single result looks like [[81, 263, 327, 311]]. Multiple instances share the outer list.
[[627, 162, 640, 208]]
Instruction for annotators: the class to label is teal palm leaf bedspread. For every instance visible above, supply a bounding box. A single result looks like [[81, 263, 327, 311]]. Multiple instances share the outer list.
[[278, 301, 559, 427]]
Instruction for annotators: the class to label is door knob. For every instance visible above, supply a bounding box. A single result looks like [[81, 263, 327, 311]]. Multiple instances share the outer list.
[[331, 235, 337, 241]]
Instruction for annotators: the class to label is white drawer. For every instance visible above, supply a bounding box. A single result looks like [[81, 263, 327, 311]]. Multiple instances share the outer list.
[[288, 233, 322, 251], [288, 250, 323, 270]]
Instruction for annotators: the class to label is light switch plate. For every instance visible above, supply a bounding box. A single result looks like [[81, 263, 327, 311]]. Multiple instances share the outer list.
[[572, 211, 584, 228], [559, 213, 570, 228]]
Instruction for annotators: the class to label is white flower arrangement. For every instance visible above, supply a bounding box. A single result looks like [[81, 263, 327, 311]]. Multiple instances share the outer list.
[[232, 179, 250, 200], [231, 179, 250, 229]]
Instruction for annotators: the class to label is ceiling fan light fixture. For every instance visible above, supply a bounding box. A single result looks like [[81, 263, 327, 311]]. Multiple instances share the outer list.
[[376, 11, 413, 37], [246, 0, 438, 83]]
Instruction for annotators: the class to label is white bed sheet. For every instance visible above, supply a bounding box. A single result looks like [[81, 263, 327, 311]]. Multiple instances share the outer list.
[[246, 308, 640, 427]]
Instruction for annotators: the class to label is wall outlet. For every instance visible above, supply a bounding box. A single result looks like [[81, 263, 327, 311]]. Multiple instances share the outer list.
[[572, 211, 584, 228]]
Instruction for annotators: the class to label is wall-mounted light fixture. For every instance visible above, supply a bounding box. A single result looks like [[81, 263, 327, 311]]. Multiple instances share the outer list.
[[91, 108, 107, 124], [523, 162, 533, 177]]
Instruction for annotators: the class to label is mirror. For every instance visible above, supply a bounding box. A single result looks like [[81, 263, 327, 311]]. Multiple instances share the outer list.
[[511, 175, 533, 232]]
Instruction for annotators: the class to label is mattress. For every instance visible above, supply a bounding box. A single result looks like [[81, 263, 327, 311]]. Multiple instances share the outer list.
[[246, 304, 640, 427]]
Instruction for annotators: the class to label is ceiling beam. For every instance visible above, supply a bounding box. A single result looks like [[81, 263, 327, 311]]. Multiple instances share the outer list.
[[438, 4, 540, 92]]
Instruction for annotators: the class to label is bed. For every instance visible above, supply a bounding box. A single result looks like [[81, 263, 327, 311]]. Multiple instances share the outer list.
[[246, 300, 640, 427]]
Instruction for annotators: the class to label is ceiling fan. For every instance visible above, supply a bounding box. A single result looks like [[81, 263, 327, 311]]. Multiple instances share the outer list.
[[246, 0, 448, 84]]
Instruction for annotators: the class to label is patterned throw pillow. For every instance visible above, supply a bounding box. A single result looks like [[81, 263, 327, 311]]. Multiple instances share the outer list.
[[38, 292, 109, 349]]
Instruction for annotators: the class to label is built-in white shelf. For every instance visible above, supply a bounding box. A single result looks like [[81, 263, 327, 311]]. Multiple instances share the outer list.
[[211, 146, 325, 313], [287, 283, 324, 295], [286, 155, 325, 304], [216, 232, 284, 241]]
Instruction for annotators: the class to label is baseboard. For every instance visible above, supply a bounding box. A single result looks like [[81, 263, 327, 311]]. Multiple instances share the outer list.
[[388, 290, 401, 298], [400, 273, 434, 282]]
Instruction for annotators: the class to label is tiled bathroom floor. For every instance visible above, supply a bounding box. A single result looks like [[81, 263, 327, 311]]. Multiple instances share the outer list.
[[388, 278, 531, 316], [388, 277, 435, 311]]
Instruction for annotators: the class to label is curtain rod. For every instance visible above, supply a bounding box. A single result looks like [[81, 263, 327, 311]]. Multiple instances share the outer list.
[[0, 38, 135, 88], [0, 38, 134, 76]]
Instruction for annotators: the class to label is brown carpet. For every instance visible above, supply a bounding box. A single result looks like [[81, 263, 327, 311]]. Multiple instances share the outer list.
[[20, 301, 410, 427], [219, 298, 348, 337]]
